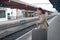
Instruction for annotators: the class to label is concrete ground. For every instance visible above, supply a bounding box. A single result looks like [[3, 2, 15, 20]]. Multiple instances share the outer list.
[[48, 15, 60, 40]]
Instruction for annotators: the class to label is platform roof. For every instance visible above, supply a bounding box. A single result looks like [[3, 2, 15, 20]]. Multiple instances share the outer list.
[[0, 0, 53, 13], [0, 0, 37, 11], [49, 0, 60, 12]]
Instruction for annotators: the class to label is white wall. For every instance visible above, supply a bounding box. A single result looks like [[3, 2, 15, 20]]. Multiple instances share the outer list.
[[6, 8, 24, 20], [6, 8, 12, 20], [11, 9, 16, 19], [0, 7, 24, 21], [18, 9, 24, 18]]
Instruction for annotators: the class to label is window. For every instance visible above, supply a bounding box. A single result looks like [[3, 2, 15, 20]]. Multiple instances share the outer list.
[[0, 10, 5, 18]]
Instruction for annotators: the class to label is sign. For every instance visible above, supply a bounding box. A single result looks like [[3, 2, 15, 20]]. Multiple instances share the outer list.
[[20, 20, 26, 25]]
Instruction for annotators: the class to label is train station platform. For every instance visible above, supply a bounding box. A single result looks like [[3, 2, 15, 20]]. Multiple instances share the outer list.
[[0, 0, 60, 40], [16, 15, 57, 40], [48, 15, 60, 40], [0, 15, 57, 40]]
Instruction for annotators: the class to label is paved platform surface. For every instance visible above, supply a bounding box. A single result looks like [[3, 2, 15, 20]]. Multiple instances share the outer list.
[[48, 15, 60, 40]]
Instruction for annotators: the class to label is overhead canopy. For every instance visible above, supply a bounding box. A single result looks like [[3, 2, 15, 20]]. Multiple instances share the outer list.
[[49, 0, 60, 12], [0, 0, 52, 13], [0, 0, 37, 11]]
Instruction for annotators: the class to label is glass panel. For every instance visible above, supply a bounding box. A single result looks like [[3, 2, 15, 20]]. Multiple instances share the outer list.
[[0, 10, 5, 18]]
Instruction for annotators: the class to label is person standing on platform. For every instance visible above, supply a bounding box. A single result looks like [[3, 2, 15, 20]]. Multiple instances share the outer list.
[[37, 8, 48, 30], [32, 8, 49, 40]]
